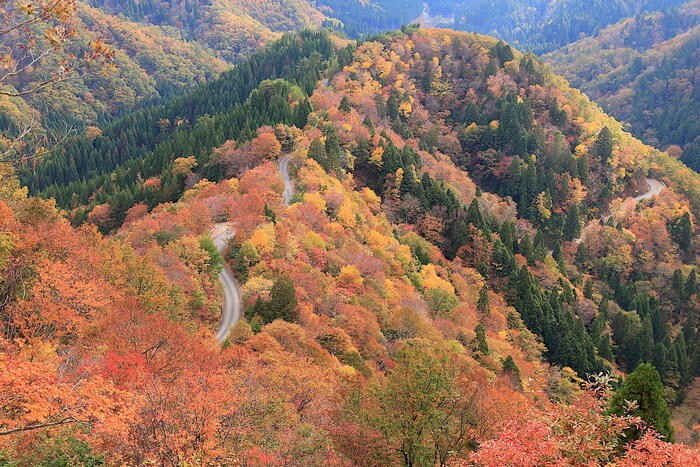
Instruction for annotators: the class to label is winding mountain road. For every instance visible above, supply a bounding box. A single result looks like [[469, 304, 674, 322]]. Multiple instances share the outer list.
[[210, 154, 295, 342], [210, 224, 242, 343], [279, 153, 294, 207], [575, 177, 666, 245]]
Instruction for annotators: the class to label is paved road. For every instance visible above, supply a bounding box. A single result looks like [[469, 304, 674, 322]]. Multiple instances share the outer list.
[[279, 154, 293, 207], [209, 153, 294, 342], [575, 177, 666, 245], [210, 224, 242, 342]]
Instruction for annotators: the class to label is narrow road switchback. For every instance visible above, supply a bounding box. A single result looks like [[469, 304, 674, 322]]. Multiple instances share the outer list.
[[210, 224, 242, 343], [576, 177, 666, 245], [209, 151, 295, 343]]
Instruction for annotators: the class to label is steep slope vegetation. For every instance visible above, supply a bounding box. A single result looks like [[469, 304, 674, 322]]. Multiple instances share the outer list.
[[425, 0, 687, 54], [88, 0, 425, 57], [0, 2, 227, 132], [546, 2, 700, 171], [4, 27, 700, 463]]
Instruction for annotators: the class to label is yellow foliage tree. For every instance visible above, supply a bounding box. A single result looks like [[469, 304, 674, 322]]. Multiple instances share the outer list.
[[370, 146, 384, 168], [249, 223, 276, 255], [172, 156, 198, 177], [337, 200, 356, 228], [303, 192, 327, 212], [338, 264, 364, 287], [420, 264, 454, 294]]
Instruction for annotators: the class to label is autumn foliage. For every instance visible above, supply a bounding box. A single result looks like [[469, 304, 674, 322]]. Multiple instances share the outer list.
[[1, 24, 699, 465]]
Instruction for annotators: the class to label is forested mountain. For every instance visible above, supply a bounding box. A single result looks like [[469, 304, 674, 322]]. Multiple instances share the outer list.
[[87, 0, 326, 61], [424, 0, 687, 54], [0, 0, 422, 149], [3, 23, 700, 462], [0, 0, 228, 164], [2, 0, 700, 462], [546, 1, 700, 172], [88, 0, 425, 58], [29, 3, 228, 124], [317, 0, 424, 38]]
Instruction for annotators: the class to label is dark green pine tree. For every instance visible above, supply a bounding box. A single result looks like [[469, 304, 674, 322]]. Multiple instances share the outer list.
[[473, 324, 490, 355], [308, 137, 329, 171], [598, 333, 614, 362], [637, 318, 654, 366], [264, 275, 299, 323], [575, 243, 588, 267], [466, 199, 489, 233], [671, 212, 692, 252], [502, 355, 521, 387], [685, 269, 697, 300], [338, 96, 351, 113], [362, 115, 374, 132], [563, 204, 582, 242], [324, 128, 343, 170], [477, 284, 491, 316], [577, 153, 590, 184], [596, 127, 614, 163], [264, 203, 276, 224], [491, 237, 516, 276], [609, 363, 674, 441], [518, 236, 534, 264], [532, 231, 547, 263], [671, 269, 685, 297]]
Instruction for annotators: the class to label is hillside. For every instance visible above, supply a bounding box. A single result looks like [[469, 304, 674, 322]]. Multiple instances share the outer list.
[[424, 0, 687, 54], [2, 27, 699, 463], [0, 2, 228, 121], [0, 0, 426, 150], [546, 2, 700, 172], [88, 0, 425, 57]]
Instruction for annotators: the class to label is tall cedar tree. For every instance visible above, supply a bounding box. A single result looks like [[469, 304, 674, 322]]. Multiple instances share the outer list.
[[609, 363, 673, 441]]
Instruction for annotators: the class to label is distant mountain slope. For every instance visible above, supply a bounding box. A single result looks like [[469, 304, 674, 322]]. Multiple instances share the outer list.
[[545, 2, 700, 170], [87, 0, 425, 58], [425, 0, 687, 54], [0, 1, 227, 134], [0, 0, 423, 133]]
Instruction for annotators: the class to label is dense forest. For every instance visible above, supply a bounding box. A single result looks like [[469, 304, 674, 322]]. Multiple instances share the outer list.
[[546, 2, 700, 172], [23, 29, 340, 227], [0, 2, 227, 135], [3, 21, 700, 461], [1, 0, 700, 464], [425, 0, 688, 53]]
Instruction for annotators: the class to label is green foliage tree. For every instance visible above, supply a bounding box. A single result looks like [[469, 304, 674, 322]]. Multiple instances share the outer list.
[[596, 127, 614, 163], [477, 284, 490, 316], [365, 340, 459, 466], [199, 236, 223, 279], [338, 96, 351, 113], [564, 204, 582, 241], [473, 324, 489, 355], [502, 355, 521, 387], [266, 275, 299, 323], [609, 363, 674, 441], [671, 212, 693, 252]]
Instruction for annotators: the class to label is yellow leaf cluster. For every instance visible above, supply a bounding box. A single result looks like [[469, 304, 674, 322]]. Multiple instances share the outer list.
[[303, 192, 327, 212], [366, 230, 391, 251], [242, 276, 274, 299], [249, 223, 276, 255], [337, 200, 356, 228], [420, 264, 454, 294], [172, 156, 197, 177], [338, 264, 363, 286], [369, 146, 384, 168]]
